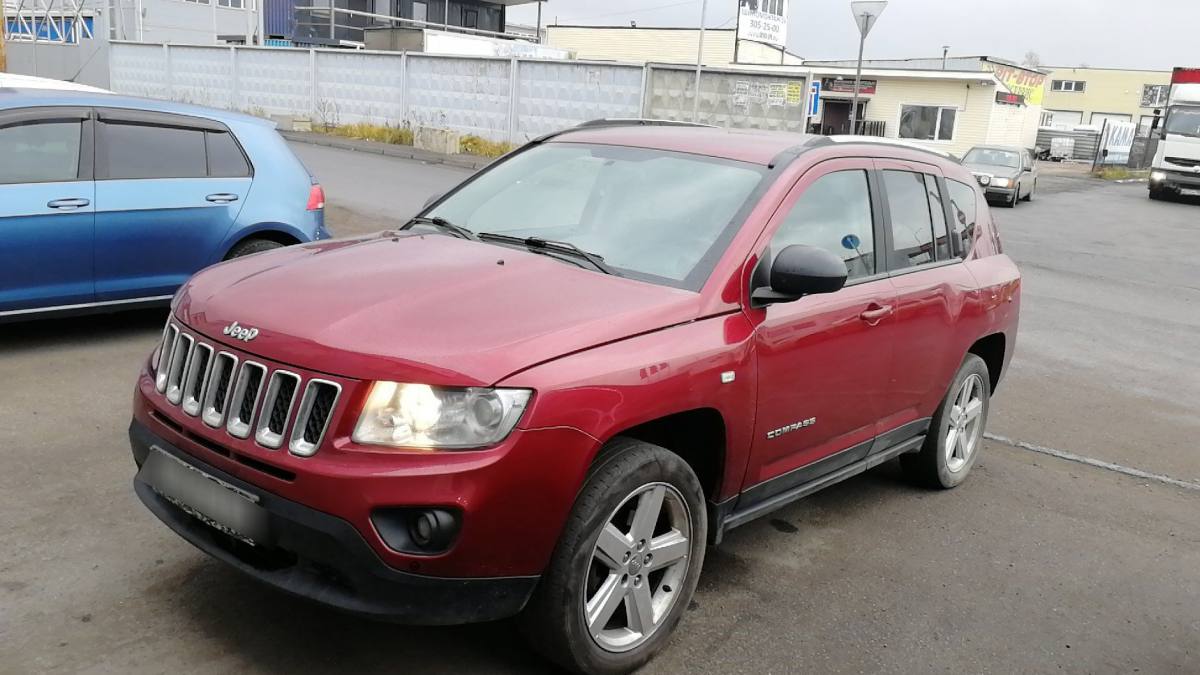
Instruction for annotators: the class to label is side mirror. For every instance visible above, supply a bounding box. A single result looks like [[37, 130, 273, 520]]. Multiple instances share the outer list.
[[752, 244, 848, 307], [423, 191, 444, 209]]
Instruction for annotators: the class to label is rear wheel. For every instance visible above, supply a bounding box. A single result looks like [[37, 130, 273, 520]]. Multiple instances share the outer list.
[[224, 237, 285, 260], [901, 354, 991, 489], [521, 438, 707, 675]]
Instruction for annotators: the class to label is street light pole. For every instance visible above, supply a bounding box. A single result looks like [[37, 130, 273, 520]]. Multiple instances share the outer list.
[[848, 1, 887, 135], [692, 0, 708, 121]]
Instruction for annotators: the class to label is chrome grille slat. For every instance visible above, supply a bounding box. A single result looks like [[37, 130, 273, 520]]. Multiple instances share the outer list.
[[226, 362, 267, 439], [155, 324, 180, 393], [164, 334, 195, 405], [181, 343, 213, 416], [289, 380, 341, 457], [201, 352, 239, 428], [255, 371, 301, 449]]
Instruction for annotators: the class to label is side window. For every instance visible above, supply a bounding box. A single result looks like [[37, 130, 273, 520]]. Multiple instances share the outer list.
[[924, 174, 951, 261], [882, 170, 935, 269], [205, 131, 251, 177], [100, 122, 207, 179], [769, 170, 876, 281], [0, 121, 82, 184], [945, 179, 978, 259]]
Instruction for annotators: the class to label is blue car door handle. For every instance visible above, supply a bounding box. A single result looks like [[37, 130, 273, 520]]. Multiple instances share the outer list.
[[47, 198, 90, 210], [206, 193, 240, 204]]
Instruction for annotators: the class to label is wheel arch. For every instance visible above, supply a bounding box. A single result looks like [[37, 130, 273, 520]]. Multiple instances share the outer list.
[[596, 408, 728, 504], [967, 332, 1006, 393], [220, 224, 305, 258]]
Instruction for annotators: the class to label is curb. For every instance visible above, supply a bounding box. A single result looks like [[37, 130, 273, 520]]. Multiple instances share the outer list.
[[280, 131, 492, 171], [1113, 178, 1149, 184]]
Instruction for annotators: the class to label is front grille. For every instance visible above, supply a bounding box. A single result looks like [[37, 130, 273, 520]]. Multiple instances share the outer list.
[[1166, 156, 1200, 168], [152, 321, 343, 457]]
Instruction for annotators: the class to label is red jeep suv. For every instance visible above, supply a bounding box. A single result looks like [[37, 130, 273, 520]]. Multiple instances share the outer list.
[[130, 122, 1020, 674]]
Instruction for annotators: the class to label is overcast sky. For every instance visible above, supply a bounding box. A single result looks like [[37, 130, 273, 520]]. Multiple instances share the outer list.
[[508, 0, 1197, 71]]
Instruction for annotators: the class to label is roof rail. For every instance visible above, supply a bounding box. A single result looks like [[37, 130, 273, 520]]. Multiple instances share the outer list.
[[808, 135, 961, 162]]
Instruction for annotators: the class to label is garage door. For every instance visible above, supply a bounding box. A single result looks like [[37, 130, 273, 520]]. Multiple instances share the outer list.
[[1045, 109, 1084, 126]]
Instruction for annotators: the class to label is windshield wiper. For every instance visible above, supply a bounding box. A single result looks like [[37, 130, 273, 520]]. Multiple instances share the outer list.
[[403, 216, 478, 240], [477, 233, 615, 275]]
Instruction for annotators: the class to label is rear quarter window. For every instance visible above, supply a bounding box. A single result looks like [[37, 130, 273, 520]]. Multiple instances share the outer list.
[[945, 178, 979, 258], [205, 130, 251, 177]]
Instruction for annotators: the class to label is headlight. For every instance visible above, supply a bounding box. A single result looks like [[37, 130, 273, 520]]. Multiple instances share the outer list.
[[976, 174, 991, 186], [352, 382, 532, 449], [1150, 171, 1167, 182], [992, 177, 1012, 188]]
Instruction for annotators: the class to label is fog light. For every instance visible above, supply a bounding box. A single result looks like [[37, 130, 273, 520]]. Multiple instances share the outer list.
[[1150, 171, 1167, 182], [372, 507, 460, 554]]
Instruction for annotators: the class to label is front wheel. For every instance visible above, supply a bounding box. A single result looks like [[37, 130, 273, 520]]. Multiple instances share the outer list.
[[901, 354, 991, 489], [521, 438, 707, 675], [1022, 180, 1035, 202]]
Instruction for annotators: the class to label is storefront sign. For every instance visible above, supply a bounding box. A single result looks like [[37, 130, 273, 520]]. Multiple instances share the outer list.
[[986, 63, 1046, 106], [995, 91, 1025, 105], [821, 77, 877, 95]]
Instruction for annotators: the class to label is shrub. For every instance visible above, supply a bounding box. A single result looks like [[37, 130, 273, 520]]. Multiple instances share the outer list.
[[460, 135, 516, 158], [328, 123, 414, 146]]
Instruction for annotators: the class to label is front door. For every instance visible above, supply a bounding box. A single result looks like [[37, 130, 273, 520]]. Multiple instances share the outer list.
[[742, 159, 897, 495], [0, 107, 96, 313], [93, 110, 251, 301]]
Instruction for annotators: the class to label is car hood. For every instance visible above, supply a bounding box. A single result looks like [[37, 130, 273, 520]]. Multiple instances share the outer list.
[[176, 233, 703, 385], [962, 162, 1020, 178]]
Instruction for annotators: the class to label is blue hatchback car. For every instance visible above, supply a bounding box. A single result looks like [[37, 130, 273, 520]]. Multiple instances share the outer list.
[[0, 88, 329, 320]]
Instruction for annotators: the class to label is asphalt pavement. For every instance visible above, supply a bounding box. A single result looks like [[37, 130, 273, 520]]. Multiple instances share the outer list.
[[1, 145, 1196, 674]]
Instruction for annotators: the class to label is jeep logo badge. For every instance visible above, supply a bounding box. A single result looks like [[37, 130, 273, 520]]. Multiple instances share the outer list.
[[222, 321, 260, 342]]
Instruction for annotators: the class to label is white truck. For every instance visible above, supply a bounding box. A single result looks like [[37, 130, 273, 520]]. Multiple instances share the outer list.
[[1149, 67, 1200, 201]]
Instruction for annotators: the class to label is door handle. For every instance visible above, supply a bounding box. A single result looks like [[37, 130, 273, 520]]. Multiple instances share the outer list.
[[859, 303, 894, 325], [206, 193, 239, 203], [47, 198, 90, 210]]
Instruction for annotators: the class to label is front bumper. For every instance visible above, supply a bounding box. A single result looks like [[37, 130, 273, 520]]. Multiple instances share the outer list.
[[1150, 169, 1200, 190], [984, 185, 1017, 200], [131, 420, 538, 624]]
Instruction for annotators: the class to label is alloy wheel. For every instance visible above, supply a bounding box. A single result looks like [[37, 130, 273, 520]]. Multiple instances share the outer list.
[[582, 482, 692, 653], [945, 373, 985, 473]]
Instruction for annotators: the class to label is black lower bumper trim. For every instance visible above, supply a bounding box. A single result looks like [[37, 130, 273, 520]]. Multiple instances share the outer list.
[[129, 419, 537, 624]]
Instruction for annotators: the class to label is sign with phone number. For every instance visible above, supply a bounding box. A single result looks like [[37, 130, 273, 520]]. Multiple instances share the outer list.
[[738, 0, 789, 49]]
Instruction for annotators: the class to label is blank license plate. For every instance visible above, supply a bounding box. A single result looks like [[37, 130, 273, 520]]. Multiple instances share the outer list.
[[140, 447, 268, 545]]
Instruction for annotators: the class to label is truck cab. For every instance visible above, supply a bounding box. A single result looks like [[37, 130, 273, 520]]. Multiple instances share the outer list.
[[1149, 67, 1200, 200]]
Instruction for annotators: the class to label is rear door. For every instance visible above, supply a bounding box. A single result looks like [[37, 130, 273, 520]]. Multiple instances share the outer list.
[[93, 109, 252, 301], [742, 159, 897, 494], [0, 107, 95, 313], [874, 160, 978, 433]]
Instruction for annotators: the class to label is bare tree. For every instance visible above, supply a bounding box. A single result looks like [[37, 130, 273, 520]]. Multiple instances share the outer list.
[[1022, 51, 1042, 68]]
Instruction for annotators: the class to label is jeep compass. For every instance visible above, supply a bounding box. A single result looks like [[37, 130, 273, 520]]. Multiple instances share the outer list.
[[130, 122, 1020, 675]]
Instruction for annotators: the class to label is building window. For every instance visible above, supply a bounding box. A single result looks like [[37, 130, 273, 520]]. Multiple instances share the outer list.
[[898, 104, 957, 141], [1051, 80, 1086, 92], [411, 0, 427, 22], [461, 8, 478, 28], [217, 0, 244, 8]]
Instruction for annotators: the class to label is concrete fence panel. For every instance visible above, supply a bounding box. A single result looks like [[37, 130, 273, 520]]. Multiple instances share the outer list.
[[168, 46, 235, 110], [405, 54, 512, 141], [233, 47, 313, 117], [515, 60, 644, 141], [108, 42, 171, 100], [314, 50, 406, 127], [648, 65, 809, 132]]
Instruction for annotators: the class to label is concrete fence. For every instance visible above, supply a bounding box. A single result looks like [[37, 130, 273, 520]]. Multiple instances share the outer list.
[[107, 41, 812, 143]]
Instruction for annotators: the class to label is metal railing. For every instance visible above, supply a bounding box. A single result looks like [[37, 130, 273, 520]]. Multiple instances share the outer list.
[[2, 0, 94, 43], [291, 5, 535, 47]]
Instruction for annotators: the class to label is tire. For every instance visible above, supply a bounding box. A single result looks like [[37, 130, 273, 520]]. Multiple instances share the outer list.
[[520, 438, 707, 675], [1022, 180, 1035, 202], [901, 354, 991, 489], [224, 238, 284, 260], [1149, 186, 1170, 201], [1007, 189, 1019, 208]]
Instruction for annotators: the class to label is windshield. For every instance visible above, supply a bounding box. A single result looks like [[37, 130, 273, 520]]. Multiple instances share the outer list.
[[1165, 106, 1200, 137], [962, 148, 1021, 169], [427, 143, 768, 290]]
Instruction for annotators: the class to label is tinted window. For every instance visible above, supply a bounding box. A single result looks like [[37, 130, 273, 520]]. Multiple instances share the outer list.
[[0, 121, 81, 184], [945, 179, 978, 259], [882, 170, 935, 269], [924, 175, 951, 261], [205, 131, 250, 177], [770, 170, 875, 281], [101, 122, 207, 179], [428, 144, 767, 289]]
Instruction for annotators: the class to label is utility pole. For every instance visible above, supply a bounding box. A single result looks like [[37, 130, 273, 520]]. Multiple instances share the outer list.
[[692, 0, 708, 121], [0, 0, 8, 73], [848, 1, 887, 135]]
